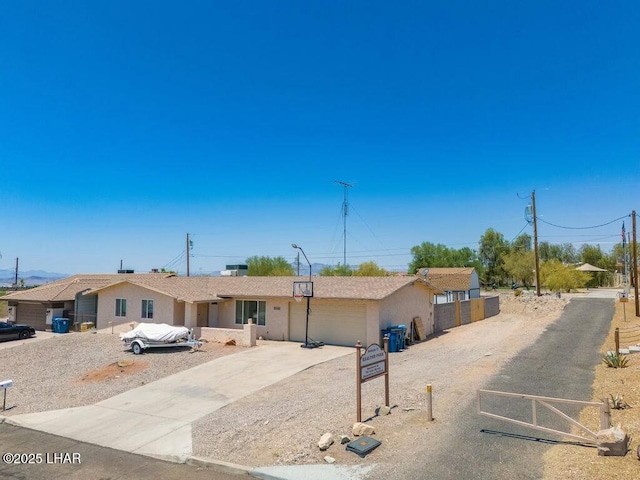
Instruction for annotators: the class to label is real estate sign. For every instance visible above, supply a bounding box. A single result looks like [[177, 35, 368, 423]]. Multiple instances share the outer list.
[[355, 340, 390, 422]]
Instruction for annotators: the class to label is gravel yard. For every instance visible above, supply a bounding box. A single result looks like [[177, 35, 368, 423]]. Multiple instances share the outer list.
[[0, 332, 244, 416]]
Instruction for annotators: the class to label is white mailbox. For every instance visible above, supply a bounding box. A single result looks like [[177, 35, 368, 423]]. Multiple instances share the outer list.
[[0, 380, 13, 389]]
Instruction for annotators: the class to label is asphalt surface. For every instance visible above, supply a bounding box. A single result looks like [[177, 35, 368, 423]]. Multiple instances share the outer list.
[[401, 297, 614, 479], [0, 422, 246, 480]]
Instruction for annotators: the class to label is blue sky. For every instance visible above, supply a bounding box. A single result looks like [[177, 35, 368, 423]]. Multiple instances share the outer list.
[[1, 1, 638, 275]]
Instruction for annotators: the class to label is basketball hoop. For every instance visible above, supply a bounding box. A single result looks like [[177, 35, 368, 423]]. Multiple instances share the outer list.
[[294, 294, 303, 303]]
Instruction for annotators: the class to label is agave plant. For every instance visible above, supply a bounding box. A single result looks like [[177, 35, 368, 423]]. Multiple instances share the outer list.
[[609, 393, 631, 410], [602, 352, 629, 368]]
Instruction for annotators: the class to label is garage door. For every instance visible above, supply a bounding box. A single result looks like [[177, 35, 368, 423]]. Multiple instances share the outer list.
[[16, 303, 48, 331], [290, 300, 366, 347]]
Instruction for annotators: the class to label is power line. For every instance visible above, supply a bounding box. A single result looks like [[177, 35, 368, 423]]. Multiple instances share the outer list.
[[536, 214, 630, 230]]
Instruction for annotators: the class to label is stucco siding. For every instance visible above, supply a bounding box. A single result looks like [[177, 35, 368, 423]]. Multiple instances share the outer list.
[[215, 298, 288, 341], [379, 283, 433, 338], [93, 283, 177, 330]]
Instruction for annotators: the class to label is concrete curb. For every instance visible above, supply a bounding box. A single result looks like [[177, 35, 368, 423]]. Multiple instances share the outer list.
[[186, 455, 254, 476]]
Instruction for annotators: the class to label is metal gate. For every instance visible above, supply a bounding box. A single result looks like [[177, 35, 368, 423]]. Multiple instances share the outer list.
[[477, 389, 611, 444]]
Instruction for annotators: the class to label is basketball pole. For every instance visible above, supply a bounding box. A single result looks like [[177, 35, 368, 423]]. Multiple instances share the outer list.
[[292, 243, 315, 348], [305, 295, 310, 348]]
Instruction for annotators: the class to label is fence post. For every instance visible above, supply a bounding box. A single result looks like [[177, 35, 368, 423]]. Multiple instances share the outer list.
[[615, 328, 620, 356], [600, 401, 611, 430]]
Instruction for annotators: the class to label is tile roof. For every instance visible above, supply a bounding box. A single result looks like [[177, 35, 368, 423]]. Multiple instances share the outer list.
[[416, 267, 476, 292], [4, 273, 436, 303]]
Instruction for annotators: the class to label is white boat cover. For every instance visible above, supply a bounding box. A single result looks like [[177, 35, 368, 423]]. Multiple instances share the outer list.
[[120, 323, 190, 343]]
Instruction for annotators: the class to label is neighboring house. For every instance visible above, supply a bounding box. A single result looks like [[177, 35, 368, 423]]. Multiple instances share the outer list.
[[416, 267, 480, 304], [3, 273, 438, 347], [2, 273, 170, 331]]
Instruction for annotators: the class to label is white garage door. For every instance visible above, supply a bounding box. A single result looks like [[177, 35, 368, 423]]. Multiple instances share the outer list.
[[290, 300, 367, 347]]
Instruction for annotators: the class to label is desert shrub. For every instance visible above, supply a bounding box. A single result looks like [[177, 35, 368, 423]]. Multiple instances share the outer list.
[[602, 352, 629, 368]]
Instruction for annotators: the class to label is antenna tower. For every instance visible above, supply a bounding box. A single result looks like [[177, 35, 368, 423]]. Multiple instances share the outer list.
[[335, 181, 353, 267]]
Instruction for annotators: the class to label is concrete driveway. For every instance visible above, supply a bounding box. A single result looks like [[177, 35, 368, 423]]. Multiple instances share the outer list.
[[0, 330, 58, 351], [4, 341, 353, 463]]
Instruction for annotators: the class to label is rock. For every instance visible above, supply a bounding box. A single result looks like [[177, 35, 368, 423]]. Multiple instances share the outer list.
[[117, 360, 134, 367], [224, 338, 236, 346], [375, 405, 391, 416], [324, 456, 336, 464], [596, 424, 630, 456], [352, 422, 375, 436], [318, 432, 334, 451], [339, 434, 351, 444]]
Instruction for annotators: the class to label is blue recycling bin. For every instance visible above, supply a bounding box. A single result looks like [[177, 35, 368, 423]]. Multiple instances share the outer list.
[[52, 317, 70, 334], [382, 329, 400, 353], [395, 325, 407, 350], [390, 328, 404, 351]]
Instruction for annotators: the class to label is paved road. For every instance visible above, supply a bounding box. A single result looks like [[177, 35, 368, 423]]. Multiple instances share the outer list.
[[403, 297, 614, 479], [0, 423, 246, 480]]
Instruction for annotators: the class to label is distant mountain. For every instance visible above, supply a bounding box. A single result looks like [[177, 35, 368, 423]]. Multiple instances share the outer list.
[[0, 269, 67, 287]]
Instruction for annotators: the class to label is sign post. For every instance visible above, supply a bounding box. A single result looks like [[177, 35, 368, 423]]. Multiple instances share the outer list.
[[1, 379, 13, 411], [355, 336, 389, 422]]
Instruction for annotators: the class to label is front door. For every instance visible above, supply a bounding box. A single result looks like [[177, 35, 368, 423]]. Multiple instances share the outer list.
[[208, 303, 218, 327], [196, 303, 208, 327]]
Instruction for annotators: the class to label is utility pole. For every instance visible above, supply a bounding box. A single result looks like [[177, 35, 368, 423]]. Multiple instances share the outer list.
[[633, 211, 639, 317], [335, 181, 353, 267], [297, 251, 300, 276], [14, 257, 19, 287], [532, 190, 541, 297], [186, 233, 190, 277]]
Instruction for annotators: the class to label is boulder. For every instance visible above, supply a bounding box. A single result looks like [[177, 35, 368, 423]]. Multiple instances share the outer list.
[[352, 422, 375, 437], [376, 405, 391, 416], [324, 456, 336, 464], [318, 432, 334, 451], [596, 424, 630, 456], [339, 434, 351, 444]]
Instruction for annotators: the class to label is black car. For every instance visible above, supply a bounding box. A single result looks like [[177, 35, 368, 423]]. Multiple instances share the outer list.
[[0, 321, 36, 341]]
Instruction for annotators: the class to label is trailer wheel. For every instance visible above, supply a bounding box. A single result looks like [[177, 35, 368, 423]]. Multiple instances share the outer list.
[[132, 342, 143, 355]]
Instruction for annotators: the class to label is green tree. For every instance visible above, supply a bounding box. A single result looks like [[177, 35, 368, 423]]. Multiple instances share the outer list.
[[408, 242, 482, 274], [502, 250, 535, 288], [354, 261, 388, 276], [538, 241, 563, 262], [512, 233, 532, 252], [319, 263, 353, 276], [559, 243, 579, 264], [540, 259, 590, 292], [478, 228, 509, 287], [246, 256, 294, 276], [579, 244, 615, 287]]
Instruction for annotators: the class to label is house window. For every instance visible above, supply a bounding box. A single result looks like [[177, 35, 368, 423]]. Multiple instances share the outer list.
[[235, 300, 266, 326], [141, 300, 154, 319], [115, 298, 127, 317]]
